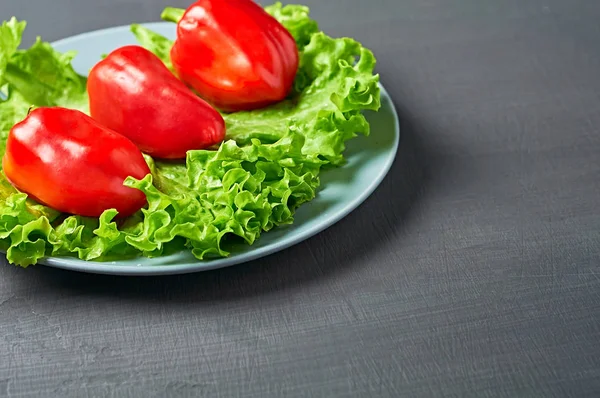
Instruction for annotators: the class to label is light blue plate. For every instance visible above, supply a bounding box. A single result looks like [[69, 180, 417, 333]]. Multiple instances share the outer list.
[[32, 22, 400, 275]]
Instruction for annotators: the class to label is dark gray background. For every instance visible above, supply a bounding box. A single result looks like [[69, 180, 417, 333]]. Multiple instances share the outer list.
[[1, 0, 599, 396]]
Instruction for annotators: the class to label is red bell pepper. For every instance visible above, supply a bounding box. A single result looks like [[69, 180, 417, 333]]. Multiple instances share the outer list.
[[165, 0, 299, 112], [2, 107, 150, 217], [87, 45, 225, 159]]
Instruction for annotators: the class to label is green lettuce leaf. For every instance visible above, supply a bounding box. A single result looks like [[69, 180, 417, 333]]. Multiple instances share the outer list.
[[122, 133, 321, 259], [0, 18, 26, 85], [3, 37, 88, 112], [0, 3, 379, 267], [0, 85, 29, 157], [160, 7, 185, 26], [265, 3, 318, 51]]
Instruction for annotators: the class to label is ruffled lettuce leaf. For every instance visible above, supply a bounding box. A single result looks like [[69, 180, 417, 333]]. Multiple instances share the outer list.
[[0, 3, 379, 267], [0, 18, 26, 85], [0, 18, 88, 113], [266, 3, 318, 51], [122, 133, 321, 259], [0, 85, 29, 157], [3, 37, 88, 112]]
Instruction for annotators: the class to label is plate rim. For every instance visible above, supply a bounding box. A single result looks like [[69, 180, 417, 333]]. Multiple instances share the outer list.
[[9, 22, 400, 276]]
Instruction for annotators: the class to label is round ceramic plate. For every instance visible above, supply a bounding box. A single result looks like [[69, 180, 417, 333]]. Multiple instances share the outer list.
[[27, 22, 400, 275]]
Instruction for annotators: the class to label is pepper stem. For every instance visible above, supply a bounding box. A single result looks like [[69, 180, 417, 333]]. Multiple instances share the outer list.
[[161, 7, 185, 24]]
